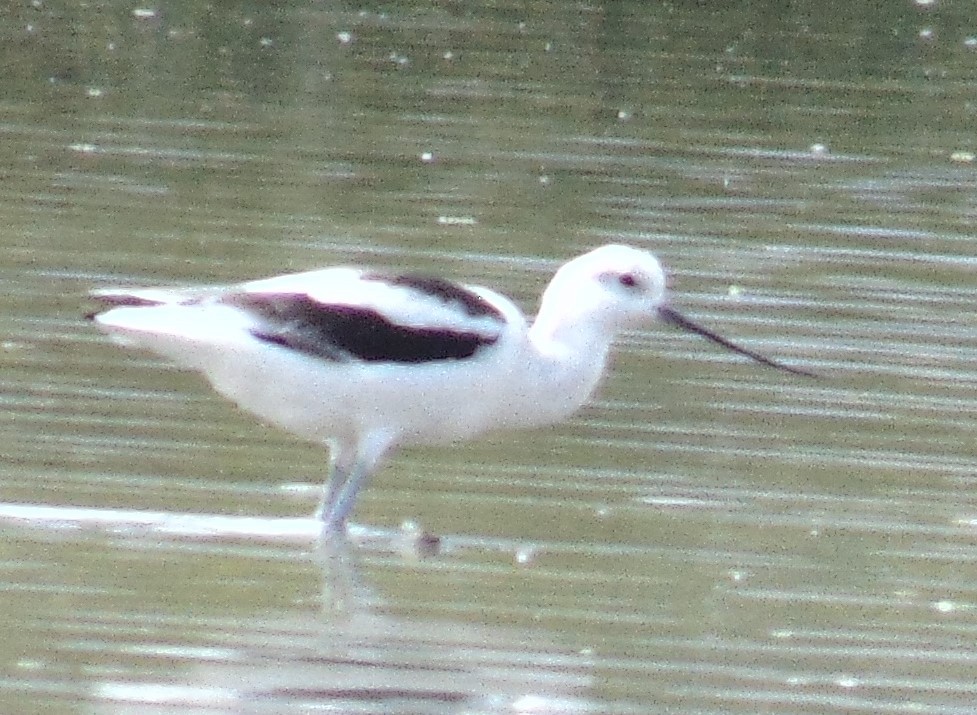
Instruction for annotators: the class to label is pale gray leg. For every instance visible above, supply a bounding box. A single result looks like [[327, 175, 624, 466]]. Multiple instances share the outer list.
[[315, 437, 392, 537], [315, 463, 357, 537], [314, 460, 349, 523], [320, 463, 372, 532]]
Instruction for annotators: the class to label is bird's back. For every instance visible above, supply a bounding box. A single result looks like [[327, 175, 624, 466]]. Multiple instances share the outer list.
[[88, 266, 545, 447]]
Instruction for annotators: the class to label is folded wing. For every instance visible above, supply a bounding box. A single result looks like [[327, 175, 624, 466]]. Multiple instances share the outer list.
[[91, 268, 510, 365]]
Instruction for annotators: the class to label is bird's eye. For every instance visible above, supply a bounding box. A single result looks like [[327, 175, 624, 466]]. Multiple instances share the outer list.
[[618, 273, 638, 289]]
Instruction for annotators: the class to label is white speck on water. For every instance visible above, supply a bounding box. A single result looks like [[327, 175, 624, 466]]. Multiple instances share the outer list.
[[437, 216, 477, 226]]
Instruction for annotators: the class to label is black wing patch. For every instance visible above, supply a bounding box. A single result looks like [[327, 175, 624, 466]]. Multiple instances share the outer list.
[[225, 293, 499, 363], [361, 272, 504, 320]]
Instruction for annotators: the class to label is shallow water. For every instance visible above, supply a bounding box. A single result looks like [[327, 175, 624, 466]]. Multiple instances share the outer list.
[[3, 1, 977, 713]]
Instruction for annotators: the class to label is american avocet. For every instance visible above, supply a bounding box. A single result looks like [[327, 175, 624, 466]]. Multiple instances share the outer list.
[[88, 244, 812, 535]]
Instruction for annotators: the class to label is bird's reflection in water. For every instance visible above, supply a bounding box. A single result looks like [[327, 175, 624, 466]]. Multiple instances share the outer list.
[[94, 528, 594, 715]]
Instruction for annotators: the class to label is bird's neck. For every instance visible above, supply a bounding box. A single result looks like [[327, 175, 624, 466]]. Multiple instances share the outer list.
[[514, 314, 615, 428]]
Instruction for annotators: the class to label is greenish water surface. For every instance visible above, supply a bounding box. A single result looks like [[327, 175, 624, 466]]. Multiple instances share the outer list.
[[2, 2, 977, 713]]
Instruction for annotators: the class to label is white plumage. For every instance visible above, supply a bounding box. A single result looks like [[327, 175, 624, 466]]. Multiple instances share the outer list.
[[89, 244, 810, 535]]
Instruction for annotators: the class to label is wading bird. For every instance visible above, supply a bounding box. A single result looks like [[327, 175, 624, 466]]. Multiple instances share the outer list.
[[89, 244, 812, 536]]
